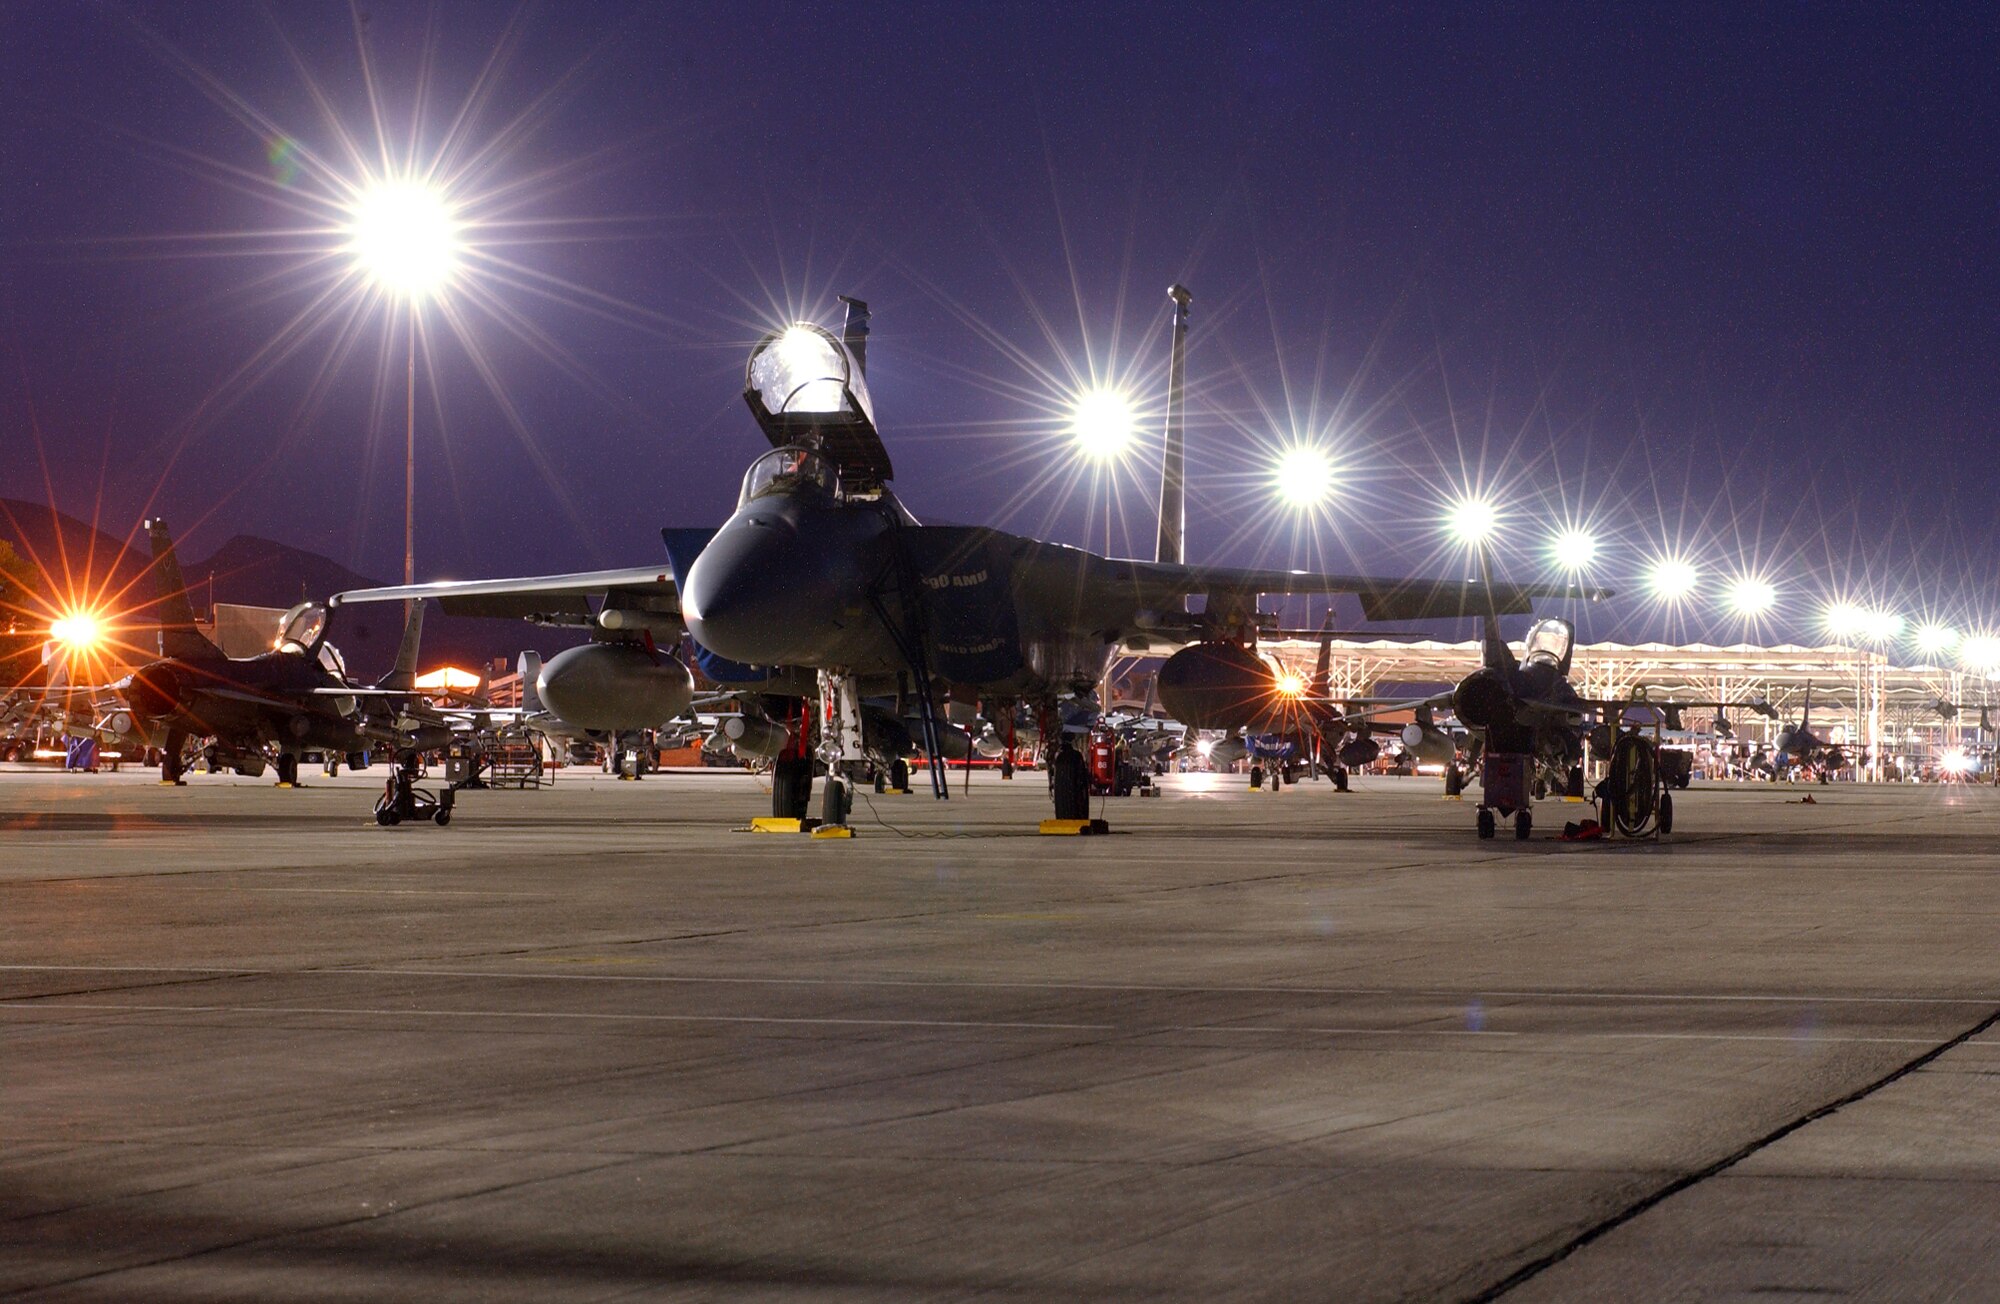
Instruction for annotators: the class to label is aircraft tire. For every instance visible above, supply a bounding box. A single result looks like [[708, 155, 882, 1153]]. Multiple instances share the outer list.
[[1333, 768, 1349, 793], [890, 758, 909, 790], [1477, 808, 1496, 839], [1515, 810, 1532, 841], [772, 757, 812, 820], [1444, 765, 1463, 797], [1050, 748, 1090, 821], [1658, 790, 1673, 836]]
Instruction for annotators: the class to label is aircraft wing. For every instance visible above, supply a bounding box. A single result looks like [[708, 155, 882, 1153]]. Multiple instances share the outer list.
[[901, 528, 1608, 644], [1110, 560, 1611, 620], [328, 566, 680, 621]]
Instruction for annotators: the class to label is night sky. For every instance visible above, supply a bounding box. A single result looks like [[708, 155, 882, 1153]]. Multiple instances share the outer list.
[[2, 3, 1995, 645]]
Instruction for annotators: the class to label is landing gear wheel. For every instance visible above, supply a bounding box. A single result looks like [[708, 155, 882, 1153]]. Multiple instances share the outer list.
[[1515, 810, 1533, 841], [1531, 776, 1548, 801], [1477, 808, 1496, 839], [1333, 767, 1349, 793], [889, 758, 909, 790], [1444, 765, 1464, 797], [820, 773, 852, 826], [1050, 747, 1090, 821], [1249, 765, 1264, 789], [772, 756, 812, 820], [1566, 765, 1586, 799], [1657, 790, 1674, 836], [275, 753, 299, 786]]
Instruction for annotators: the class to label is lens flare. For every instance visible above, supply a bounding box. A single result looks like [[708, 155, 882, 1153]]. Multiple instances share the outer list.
[[1069, 387, 1137, 461], [1550, 528, 1597, 571], [1447, 497, 1497, 544], [1915, 624, 1959, 657], [1273, 670, 1307, 696], [1726, 576, 1777, 617], [1647, 557, 1699, 601], [48, 610, 104, 651], [1823, 602, 1864, 640], [1273, 445, 1335, 509], [346, 179, 461, 299]]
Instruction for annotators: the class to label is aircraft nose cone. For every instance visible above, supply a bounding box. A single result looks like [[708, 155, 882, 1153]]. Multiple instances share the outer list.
[[683, 514, 840, 666]]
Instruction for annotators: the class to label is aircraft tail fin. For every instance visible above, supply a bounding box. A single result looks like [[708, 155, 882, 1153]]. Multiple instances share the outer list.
[[518, 651, 544, 714], [375, 601, 425, 693], [1472, 541, 1517, 673], [1309, 608, 1334, 696], [144, 519, 221, 660]]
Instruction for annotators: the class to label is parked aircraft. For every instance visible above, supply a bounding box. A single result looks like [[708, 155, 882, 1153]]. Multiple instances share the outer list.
[[118, 520, 442, 785], [335, 290, 1603, 828]]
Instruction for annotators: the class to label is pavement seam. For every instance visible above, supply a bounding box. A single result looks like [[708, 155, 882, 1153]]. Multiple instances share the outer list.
[[1457, 1001, 2000, 1302]]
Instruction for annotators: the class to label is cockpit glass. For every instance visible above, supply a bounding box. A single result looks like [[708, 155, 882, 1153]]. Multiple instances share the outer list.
[[739, 446, 839, 506], [749, 326, 852, 416], [317, 642, 348, 681], [1522, 618, 1574, 666], [276, 603, 327, 652]]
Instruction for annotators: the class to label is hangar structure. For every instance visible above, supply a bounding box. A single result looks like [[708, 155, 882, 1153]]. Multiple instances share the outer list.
[[1244, 638, 1997, 779]]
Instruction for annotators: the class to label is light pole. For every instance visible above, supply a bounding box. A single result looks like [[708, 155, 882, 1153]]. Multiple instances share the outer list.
[[345, 179, 461, 605]]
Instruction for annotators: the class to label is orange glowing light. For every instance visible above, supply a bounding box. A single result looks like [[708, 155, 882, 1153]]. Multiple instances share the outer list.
[[1274, 670, 1308, 697], [48, 611, 105, 651]]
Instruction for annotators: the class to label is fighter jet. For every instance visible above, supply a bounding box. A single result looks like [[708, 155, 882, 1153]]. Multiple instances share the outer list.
[[114, 520, 443, 785], [1762, 683, 1849, 780], [335, 290, 1603, 827], [671, 292, 1605, 824]]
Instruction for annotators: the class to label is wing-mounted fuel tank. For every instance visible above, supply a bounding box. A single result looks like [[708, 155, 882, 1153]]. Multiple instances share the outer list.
[[1156, 643, 1279, 732], [1339, 735, 1382, 768], [720, 714, 791, 762], [1400, 717, 1459, 766], [534, 644, 693, 732]]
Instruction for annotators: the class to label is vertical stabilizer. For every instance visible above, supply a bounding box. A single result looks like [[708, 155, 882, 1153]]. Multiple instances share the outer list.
[[1309, 608, 1335, 696], [839, 295, 870, 376], [1472, 542, 1518, 673], [145, 519, 222, 660], [375, 601, 425, 692], [1155, 284, 1193, 565]]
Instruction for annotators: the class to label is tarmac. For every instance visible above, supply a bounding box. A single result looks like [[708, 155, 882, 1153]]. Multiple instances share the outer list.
[[1, 763, 1997, 1302]]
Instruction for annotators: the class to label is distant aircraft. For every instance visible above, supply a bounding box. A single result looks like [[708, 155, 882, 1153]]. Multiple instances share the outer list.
[[116, 520, 441, 785]]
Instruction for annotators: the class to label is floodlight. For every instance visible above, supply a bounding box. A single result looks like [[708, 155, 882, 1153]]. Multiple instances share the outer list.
[[1647, 557, 1698, 601], [1273, 670, 1307, 696], [1069, 388, 1137, 461], [1915, 623, 1959, 657], [47, 611, 103, 651], [1862, 610, 1904, 642], [1822, 602, 1864, 640], [1447, 497, 1497, 544], [346, 180, 461, 299], [1961, 635, 2000, 672], [1273, 445, 1335, 508], [1551, 528, 1596, 571], [1726, 576, 1776, 616]]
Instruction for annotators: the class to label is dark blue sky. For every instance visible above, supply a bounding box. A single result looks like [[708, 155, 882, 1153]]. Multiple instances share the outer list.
[[2, 2, 1995, 643]]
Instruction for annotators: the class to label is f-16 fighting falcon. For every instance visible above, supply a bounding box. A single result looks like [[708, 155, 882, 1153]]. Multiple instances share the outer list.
[[337, 287, 1606, 831]]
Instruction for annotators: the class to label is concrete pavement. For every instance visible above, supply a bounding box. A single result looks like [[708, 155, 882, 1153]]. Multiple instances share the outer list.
[[1, 766, 1996, 1300]]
